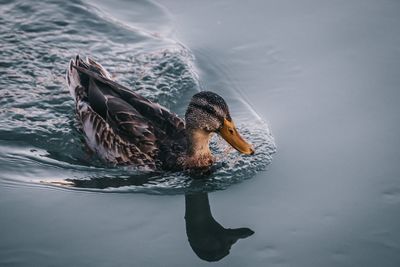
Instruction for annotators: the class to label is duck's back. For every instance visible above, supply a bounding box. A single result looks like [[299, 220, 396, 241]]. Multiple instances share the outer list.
[[66, 56, 186, 170]]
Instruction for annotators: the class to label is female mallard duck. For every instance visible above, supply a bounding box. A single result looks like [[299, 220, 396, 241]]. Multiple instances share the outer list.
[[66, 55, 254, 171]]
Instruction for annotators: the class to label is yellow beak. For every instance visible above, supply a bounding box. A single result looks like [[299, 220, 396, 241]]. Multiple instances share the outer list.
[[219, 118, 255, 155]]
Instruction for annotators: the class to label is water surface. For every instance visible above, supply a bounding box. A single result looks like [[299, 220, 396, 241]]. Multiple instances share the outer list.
[[1, 0, 400, 266]]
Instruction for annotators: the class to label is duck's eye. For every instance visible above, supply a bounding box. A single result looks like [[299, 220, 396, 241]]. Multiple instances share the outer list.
[[229, 128, 234, 134]]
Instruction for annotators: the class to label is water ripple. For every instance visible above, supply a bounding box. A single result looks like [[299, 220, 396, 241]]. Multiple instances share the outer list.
[[0, 0, 275, 194]]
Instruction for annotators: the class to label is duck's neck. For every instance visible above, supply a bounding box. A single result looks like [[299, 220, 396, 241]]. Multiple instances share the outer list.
[[184, 129, 214, 169]]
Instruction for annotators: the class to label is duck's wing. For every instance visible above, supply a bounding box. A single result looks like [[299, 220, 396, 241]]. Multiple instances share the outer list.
[[70, 56, 186, 162]]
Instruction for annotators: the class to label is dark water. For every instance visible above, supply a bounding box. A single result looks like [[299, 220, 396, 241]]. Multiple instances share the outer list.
[[1, 0, 400, 266]]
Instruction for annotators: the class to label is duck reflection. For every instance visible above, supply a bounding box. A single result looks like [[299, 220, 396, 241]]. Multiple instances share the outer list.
[[45, 174, 254, 262], [185, 192, 254, 262]]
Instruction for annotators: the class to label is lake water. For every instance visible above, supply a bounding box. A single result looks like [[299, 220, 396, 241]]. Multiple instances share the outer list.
[[1, 0, 400, 266]]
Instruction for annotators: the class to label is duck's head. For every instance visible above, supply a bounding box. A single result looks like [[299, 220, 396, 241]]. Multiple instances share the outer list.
[[184, 91, 254, 165]]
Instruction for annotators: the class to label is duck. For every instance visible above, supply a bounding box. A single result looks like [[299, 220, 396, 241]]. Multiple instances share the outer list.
[[66, 55, 254, 171]]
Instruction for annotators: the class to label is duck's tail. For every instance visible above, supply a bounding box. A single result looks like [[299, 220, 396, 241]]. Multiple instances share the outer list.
[[66, 55, 112, 101]]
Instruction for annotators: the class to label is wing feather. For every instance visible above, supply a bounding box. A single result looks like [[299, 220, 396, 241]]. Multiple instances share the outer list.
[[71, 58, 186, 169]]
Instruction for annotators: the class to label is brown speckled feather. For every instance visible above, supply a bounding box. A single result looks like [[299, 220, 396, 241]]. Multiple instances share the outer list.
[[67, 56, 187, 170]]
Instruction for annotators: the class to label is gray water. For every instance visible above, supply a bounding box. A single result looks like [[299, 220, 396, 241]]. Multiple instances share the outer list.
[[1, 0, 400, 266]]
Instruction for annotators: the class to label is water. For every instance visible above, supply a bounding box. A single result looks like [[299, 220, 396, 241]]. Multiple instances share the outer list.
[[1, 0, 400, 266], [0, 0, 275, 193]]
